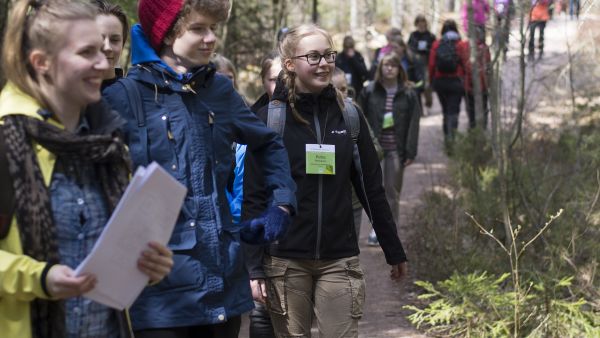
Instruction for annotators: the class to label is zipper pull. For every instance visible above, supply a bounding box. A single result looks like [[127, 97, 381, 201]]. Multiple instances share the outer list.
[[208, 111, 215, 125], [182, 84, 197, 94]]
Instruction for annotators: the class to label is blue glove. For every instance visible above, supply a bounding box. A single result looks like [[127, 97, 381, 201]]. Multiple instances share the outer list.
[[262, 206, 291, 243], [239, 206, 290, 244], [240, 216, 266, 244]]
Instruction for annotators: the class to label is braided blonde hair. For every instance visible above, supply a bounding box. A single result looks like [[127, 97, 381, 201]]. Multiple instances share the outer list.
[[278, 23, 345, 125]]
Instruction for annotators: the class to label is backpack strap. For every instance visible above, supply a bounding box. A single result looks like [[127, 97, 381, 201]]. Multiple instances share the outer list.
[[117, 78, 149, 166], [342, 98, 360, 143], [0, 131, 15, 239], [267, 99, 286, 136], [342, 99, 375, 224]]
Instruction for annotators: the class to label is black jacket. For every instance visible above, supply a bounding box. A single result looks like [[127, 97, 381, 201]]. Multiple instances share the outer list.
[[243, 82, 407, 269], [335, 51, 369, 95], [358, 81, 421, 162], [408, 30, 437, 60]]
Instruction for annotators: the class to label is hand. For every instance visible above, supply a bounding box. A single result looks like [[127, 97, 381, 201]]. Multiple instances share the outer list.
[[390, 262, 408, 281], [403, 159, 414, 167], [46, 264, 96, 299], [250, 279, 268, 304], [137, 241, 174, 283]]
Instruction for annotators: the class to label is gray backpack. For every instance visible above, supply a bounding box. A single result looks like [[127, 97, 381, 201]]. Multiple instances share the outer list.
[[266, 98, 374, 222]]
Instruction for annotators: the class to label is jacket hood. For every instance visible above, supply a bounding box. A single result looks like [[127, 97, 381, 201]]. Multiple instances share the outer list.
[[442, 31, 461, 40]]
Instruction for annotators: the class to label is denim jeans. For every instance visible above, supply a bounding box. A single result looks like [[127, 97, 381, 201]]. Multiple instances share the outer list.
[[263, 255, 365, 338]]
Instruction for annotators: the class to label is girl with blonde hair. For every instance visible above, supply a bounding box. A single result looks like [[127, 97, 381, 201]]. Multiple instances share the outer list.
[[243, 24, 408, 338]]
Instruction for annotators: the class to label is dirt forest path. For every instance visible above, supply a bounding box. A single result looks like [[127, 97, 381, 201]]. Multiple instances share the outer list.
[[357, 13, 597, 338], [239, 12, 594, 338]]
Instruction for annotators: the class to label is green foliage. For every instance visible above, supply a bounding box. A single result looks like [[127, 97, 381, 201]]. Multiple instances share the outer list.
[[406, 272, 514, 337], [406, 273, 600, 337], [406, 107, 600, 336]]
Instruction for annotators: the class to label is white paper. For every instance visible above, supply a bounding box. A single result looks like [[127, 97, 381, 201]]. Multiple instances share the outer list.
[[75, 162, 187, 310]]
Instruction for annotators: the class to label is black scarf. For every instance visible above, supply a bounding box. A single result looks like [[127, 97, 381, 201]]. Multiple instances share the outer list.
[[1, 108, 130, 338]]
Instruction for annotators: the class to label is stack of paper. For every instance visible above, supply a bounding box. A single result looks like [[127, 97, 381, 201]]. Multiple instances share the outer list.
[[75, 162, 187, 310]]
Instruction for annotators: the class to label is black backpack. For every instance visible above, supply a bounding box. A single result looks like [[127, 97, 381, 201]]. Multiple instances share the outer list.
[[266, 98, 374, 223], [435, 38, 460, 73]]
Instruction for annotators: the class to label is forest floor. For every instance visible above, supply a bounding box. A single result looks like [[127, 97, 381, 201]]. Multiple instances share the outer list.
[[239, 12, 598, 338]]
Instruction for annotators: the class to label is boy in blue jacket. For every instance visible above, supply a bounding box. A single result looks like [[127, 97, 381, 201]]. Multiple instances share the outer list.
[[102, 0, 296, 337]]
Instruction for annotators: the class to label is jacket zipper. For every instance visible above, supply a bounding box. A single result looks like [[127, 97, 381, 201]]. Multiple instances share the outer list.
[[313, 110, 323, 260]]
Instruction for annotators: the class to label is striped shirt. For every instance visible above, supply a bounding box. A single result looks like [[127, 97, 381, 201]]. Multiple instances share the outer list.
[[379, 86, 397, 151]]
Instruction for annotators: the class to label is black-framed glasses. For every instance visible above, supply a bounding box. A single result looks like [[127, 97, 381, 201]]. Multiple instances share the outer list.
[[293, 51, 337, 65]]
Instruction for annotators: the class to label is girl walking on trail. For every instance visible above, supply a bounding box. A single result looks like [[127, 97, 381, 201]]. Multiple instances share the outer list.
[[428, 19, 469, 150], [0, 1, 173, 337], [358, 52, 421, 247], [243, 24, 408, 338], [93, 0, 128, 90]]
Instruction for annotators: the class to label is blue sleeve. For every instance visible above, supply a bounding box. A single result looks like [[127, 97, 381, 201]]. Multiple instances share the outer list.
[[228, 89, 297, 214], [227, 144, 246, 223]]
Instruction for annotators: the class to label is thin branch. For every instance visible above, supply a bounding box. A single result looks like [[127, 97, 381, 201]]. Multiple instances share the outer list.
[[466, 213, 510, 254], [585, 170, 600, 221], [519, 209, 564, 257]]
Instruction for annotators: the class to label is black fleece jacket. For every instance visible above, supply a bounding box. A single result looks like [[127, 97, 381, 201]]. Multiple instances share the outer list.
[[242, 82, 407, 274]]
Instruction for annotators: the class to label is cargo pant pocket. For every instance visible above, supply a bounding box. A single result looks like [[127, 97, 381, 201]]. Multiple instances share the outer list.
[[345, 259, 366, 319], [263, 256, 289, 316]]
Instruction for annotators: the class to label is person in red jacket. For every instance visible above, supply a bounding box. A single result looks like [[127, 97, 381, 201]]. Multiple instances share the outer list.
[[428, 19, 469, 148], [529, 0, 551, 60]]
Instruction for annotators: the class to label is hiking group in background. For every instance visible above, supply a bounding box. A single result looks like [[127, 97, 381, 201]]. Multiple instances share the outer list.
[[0, 0, 576, 337]]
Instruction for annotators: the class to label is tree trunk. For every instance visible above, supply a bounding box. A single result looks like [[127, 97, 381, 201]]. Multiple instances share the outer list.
[[350, 0, 358, 36], [467, 0, 485, 127], [312, 0, 318, 24]]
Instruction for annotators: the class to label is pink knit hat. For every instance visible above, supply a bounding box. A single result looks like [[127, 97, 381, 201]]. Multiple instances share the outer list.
[[138, 0, 185, 51]]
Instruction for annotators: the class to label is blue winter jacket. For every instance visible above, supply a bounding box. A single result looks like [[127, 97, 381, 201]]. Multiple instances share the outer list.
[[102, 24, 296, 330]]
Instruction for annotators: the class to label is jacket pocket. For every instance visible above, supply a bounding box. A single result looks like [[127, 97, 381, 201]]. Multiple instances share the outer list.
[[263, 256, 289, 315], [168, 227, 197, 251], [146, 111, 185, 179], [345, 258, 366, 319]]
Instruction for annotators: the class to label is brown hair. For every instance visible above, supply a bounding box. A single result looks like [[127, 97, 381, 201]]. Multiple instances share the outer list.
[[374, 52, 408, 85], [414, 14, 428, 27], [1, 0, 97, 108], [165, 0, 231, 43], [211, 53, 237, 89], [92, 0, 129, 45], [278, 23, 344, 125], [259, 50, 279, 82]]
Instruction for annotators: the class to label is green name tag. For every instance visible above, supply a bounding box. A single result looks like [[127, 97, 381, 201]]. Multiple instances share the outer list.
[[383, 112, 394, 129], [306, 144, 335, 175]]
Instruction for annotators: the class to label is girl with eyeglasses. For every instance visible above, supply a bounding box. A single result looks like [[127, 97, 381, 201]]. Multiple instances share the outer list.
[[243, 24, 408, 338]]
